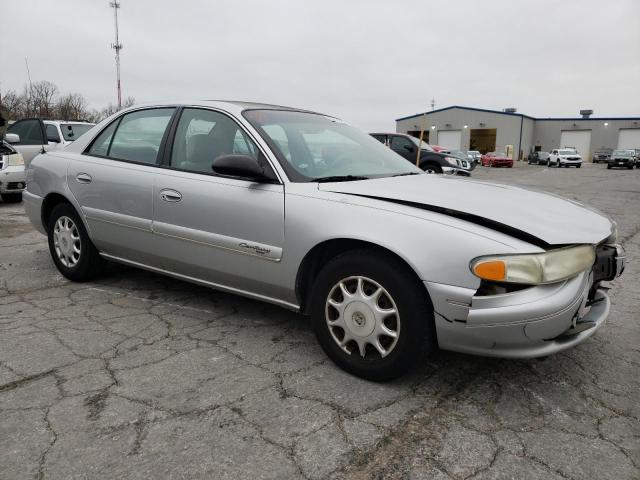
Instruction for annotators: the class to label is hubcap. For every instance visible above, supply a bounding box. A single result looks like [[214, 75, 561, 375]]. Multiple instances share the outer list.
[[53, 216, 81, 268], [325, 276, 400, 359]]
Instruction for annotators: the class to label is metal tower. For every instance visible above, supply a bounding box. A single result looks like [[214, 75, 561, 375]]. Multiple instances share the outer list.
[[110, 1, 123, 109]]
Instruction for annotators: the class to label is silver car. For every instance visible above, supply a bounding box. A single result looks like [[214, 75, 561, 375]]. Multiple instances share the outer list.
[[23, 101, 625, 380]]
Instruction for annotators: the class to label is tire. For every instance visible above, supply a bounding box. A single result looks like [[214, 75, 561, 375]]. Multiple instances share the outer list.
[[1, 192, 23, 203], [47, 203, 105, 282], [310, 249, 435, 381], [421, 163, 442, 174], [607, 164, 612, 169], [577, 165, 581, 168]]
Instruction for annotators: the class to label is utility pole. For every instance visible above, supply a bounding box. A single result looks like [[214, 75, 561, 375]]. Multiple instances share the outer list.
[[110, 1, 123, 109]]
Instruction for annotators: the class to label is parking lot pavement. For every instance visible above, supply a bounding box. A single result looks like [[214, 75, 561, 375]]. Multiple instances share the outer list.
[[1, 163, 638, 480]]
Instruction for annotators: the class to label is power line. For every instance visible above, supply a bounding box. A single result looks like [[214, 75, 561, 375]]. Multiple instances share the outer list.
[[110, 1, 123, 109]]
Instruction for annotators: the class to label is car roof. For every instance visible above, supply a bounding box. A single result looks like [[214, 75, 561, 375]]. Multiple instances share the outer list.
[[43, 120, 96, 125]]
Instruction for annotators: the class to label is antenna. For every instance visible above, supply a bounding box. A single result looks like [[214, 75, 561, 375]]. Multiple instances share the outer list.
[[430, 98, 436, 111], [110, 1, 123, 109], [25, 57, 34, 115]]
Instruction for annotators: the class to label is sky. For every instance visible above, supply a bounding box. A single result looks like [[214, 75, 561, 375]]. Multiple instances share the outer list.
[[1, 0, 639, 131]]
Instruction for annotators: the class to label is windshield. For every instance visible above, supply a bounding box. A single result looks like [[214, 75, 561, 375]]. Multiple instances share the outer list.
[[60, 123, 94, 141], [468, 151, 480, 155], [559, 149, 576, 155], [243, 110, 422, 181], [612, 150, 633, 157], [408, 136, 434, 151], [446, 150, 467, 159]]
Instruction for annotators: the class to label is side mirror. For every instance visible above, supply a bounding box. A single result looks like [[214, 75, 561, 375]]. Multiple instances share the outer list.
[[4, 133, 20, 144], [212, 154, 266, 180]]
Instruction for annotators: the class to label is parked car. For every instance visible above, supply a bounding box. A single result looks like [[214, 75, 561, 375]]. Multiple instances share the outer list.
[[370, 133, 472, 175], [0, 137, 26, 203], [593, 148, 612, 164], [467, 150, 481, 164], [549, 149, 583, 168], [23, 101, 625, 380], [527, 151, 550, 165], [6, 119, 95, 166], [430, 145, 447, 153], [480, 152, 513, 167], [607, 149, 638, 170], [443, 149, 477, 171]]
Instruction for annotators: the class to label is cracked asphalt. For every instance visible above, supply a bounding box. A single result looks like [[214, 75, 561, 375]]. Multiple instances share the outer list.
[[1, 163, 639, 480]]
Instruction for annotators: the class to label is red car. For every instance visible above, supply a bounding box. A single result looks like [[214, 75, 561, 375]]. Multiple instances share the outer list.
[[430, 145, 447, 152], [480, 152, 513, 167]]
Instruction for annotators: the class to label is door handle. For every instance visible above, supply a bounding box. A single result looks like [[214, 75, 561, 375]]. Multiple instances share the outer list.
[[75, 173, 92, 184], [159, 189, 182, 202]]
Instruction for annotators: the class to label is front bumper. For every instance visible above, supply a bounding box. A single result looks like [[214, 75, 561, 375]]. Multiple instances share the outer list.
[[0, 166, 27, 194], [426, 244, 625, 358], [442, 166, 471, 176]]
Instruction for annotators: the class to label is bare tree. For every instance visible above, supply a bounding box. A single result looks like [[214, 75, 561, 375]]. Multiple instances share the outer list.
[[0, 90, 23, 120], [58, 93, 88, 120], [30, 81, 59, 118]]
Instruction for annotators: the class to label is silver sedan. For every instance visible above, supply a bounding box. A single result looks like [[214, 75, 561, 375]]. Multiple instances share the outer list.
[[23, 101, 625, 380]]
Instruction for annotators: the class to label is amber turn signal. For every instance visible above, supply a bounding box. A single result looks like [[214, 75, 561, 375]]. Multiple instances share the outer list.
[[472, 260, 506, 281]]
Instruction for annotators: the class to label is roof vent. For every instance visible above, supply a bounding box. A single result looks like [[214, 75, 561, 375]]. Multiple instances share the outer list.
[[580, 109, 593, 119], [504, 108, 517, 113]]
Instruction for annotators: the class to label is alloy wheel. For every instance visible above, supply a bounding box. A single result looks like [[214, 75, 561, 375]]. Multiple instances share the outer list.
[[325, 276, 400, 359], [53, 216, 82, 268]]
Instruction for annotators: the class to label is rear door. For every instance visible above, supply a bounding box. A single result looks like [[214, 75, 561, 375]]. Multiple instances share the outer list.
[[67, 107, 176, 265], [7, 119, 48, 166], [152, 107, 285, 299]]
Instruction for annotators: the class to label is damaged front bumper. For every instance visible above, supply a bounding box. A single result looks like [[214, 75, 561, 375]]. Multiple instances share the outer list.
[[426, 244, 625, 358]]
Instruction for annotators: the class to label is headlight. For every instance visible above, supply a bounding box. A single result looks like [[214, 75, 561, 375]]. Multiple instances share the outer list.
[[470, 245, 595, 285], [444, 156, 458, 166], [8, 153, 24, 166]]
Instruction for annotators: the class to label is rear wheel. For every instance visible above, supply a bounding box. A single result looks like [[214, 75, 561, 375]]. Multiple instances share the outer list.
[[310, 250, 434, 381], [607, 164, 612, 169], [1, 193, 23, 203], [47, 203, 105, 281]]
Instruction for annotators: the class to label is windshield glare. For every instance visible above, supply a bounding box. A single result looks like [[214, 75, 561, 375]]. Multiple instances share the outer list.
[[60, 123, 93, 141], [244, 110, 422, 181]]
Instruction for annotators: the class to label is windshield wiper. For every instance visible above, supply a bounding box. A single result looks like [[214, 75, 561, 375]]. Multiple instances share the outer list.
[[313, 175, 370, 183], [391, 172, 421, 177]]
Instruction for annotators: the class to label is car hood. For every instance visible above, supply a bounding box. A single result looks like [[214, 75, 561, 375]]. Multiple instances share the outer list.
[[319, 175, 613, 246]]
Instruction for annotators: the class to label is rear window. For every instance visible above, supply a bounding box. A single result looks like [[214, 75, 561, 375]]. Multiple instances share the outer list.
[[60, 123, 94, 141]]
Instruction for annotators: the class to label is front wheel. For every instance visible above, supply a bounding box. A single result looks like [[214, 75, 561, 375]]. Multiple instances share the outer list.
[[310, 250, 435, 381], [421, 163, 442, 174], [1, 193, 23, 203], [577, 164, 581, 168], [47, 203, 105, 281], [607, 164, 612, 169]]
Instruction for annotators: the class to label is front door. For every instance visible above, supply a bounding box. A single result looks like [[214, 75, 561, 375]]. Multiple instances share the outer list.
[[7, 119, 48, 166], [389, 135, 416, 162], [67, 107, 175, 264], [152, 107, 285, 299]]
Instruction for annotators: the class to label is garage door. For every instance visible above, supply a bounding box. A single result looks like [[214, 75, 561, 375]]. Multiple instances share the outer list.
[[437, 130, 461, 150], [559, 130, 591, 158], [617, 129, 640, 149]]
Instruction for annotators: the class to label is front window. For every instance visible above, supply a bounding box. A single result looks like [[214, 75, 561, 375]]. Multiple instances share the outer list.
[[559, 149, 575, 155], [612, 150, 633, 157], [60, 123, 93, 141], [408, 136, 434, 151], [244, 110, 420, 181]]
